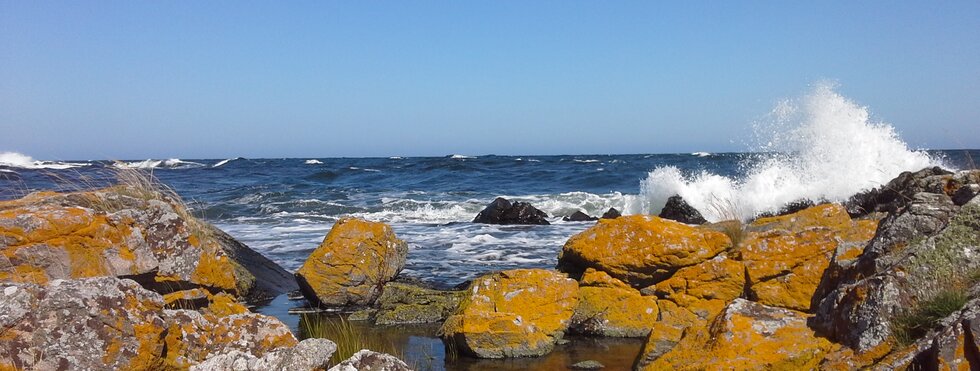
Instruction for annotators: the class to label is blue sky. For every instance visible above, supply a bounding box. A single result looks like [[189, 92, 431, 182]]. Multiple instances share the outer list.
[[2, 1, 978, 160]]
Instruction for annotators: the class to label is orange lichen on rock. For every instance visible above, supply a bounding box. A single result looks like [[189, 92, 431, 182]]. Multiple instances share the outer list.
[[571, 269, 659, 337], [440, 269, 579, 358], [558, 215, 732, 287], [738, 204, 879, 312], [295, 217, 408, 307], [642, 299, 836, 370]]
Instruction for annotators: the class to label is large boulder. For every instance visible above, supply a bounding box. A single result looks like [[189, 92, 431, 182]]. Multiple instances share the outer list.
[[558, 215, 731, 287], [0, 276, 299, 370], [570, 268, 659, 337], [842, 167, 980, 217], [440, 269, 578, 358], [472, 197, 550, 225], [814, 194, 978, 352], [737, 204, 879, 312], [639, 299, 835, 370], [0, 188, 295, 303], [295, 218, 408, 307], [657, 195, 707, 225]]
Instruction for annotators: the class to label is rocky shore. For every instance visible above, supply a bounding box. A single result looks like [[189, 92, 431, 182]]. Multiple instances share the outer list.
[[2, 166, 979, 370]]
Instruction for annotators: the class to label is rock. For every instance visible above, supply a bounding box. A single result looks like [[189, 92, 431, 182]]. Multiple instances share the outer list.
[[563, 210, 598, 222], [0, 277, 168, 370], [327, 350, 412, 371], [295, 217, 408, 307], [206, 224, 298, 303], [657, 195, 707, 225], [440, 269, 579, 358], [600, 208, 621, 219], [815, 196, 980, 352], [161, 307, 298, 368], [373, 282, 466, 325], [640, 299, 835, 370], [738, 204, 879, 312], [570, 269, 659, 337], [0, 188, 295, 303], [953, 183, 980, 206], [570, 360, 605, 369], [644, 255, 745, 321], [755, 199, 817, 219], [844, 166, 954, 217], [472, 197, 550, 225], [558, 215, 731, 287], [191, 338, 337, 371]]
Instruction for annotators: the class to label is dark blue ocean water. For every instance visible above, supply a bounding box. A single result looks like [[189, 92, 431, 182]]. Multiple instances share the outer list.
[[2, 150, 977, 286]]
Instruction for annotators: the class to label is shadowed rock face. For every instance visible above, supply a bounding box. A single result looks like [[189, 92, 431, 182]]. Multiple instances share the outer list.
[[0, 188, 296, 303], [658, 195, 707, 225], [472, 197, 550, 225], [440, 269, 579, 358], [295, 217, 408, 307]]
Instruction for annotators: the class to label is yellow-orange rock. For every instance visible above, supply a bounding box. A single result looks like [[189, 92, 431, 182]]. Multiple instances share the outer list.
[[0, 189, 278, 301], [633, 255, 746, 366], [739, 204, 879, 312], [162, 308, 297, 369], [641, 299, 836, 370], [440, 269, 578, 358], [295, 217, 408, 307], [558, 215, 732, 287], [570, 269, 659, 337]]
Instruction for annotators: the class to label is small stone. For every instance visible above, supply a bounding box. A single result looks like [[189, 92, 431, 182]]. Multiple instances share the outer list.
[[571, 360, 604, 369]]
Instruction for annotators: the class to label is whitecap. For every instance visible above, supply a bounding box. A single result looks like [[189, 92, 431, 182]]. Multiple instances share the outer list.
[[213, 157, 243, 167], [389, 156, 404, 160], [304, 159, 323, 165], [449, 154, 475, 159], [691, 152, 711, 157], [573, 159, 600, 163], [0, 152, 91, 170], [115, 158, 204, 169]]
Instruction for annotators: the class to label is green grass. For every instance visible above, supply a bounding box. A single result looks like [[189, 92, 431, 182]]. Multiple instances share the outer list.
[[298, 314, 403, 367], [892, 290, 970, 346]]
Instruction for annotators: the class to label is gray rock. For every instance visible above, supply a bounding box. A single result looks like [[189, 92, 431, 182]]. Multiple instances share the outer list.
[[473, 197, 550, 225], [191, 338, 337, 371], [373, 282, 465, 325], [571, 360, 605, 369], [327, 350, 412, 371], [658, 195, 707, 224]]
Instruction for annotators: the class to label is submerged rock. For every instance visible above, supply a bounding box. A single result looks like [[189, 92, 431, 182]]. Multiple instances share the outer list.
[[558, 215, 731, 287], [440, 269, 578, 358], [295, 217, 408, 308], [373, 282, 466, 325], [640, 299, 835, 370], [657, 195, 707, 225], [472, 197, 550, 225], [563, 210, 598, 222], [0, 188, 295, 303]]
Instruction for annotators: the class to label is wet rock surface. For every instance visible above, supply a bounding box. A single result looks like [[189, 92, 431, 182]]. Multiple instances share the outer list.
[[472, 197, 550, 225], [657, 195, 707, 225]]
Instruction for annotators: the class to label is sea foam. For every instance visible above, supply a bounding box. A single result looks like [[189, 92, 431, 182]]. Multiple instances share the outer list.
[[636, 82, 940, 221], [0, 152, 91, 170]]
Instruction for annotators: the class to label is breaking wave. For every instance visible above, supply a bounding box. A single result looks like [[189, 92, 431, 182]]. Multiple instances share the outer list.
[[0, 152, 91, 170], [637, 82, 940, 221]]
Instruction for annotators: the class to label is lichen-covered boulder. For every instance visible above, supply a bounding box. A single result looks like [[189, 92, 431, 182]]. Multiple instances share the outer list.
[[558, 215, 731, 287], [327, 350, 412, 371], [191, 338, 337, 371], [373, 282, 466, 325], [295, 217, 408, 307], [640, 299, 836, 370], [814, 194, 979, 352], [738, 204, 879, 312], [570, 269, 659, 337], [162, 306, 298, 368], [440, 269, 578, 358], [0, 277, 167, 370], [0, 188, 295, 302], [633, 255, 746, 365]]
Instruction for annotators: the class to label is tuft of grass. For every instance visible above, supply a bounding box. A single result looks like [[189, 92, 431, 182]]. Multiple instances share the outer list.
[[299, 314, 402, 367], [892, 290, 970, 346], [703, 194, 747, 248]]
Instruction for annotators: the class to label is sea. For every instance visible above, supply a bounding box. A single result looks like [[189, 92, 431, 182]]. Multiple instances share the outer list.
[[1, 84, 977, 289]]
